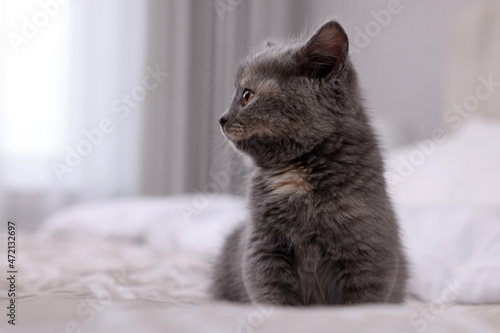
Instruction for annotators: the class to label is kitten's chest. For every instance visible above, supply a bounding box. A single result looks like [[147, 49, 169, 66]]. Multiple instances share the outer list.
[[251, 166, 316, 203], [249, 168, 317, 226], [249, 167, 328, 235]]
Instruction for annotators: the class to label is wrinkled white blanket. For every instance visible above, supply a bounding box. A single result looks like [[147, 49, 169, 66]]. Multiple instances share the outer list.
[[37, 195, 500, 305]]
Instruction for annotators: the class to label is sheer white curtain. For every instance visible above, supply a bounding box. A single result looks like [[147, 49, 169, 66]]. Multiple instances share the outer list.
[[0, 0, 146, 230]]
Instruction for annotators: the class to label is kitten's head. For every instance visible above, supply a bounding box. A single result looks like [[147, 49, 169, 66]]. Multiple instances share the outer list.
[[220, 21, 362, 168]]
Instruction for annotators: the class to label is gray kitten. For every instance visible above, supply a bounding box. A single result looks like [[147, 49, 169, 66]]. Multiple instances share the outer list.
[[211, 21, 407, 305]]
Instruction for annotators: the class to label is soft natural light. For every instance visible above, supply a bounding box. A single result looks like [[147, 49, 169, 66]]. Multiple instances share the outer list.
[[1, 0, 70, 157]]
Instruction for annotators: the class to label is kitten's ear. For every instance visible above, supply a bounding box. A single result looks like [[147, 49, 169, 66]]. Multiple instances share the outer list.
[[297, 21, 349, 79]]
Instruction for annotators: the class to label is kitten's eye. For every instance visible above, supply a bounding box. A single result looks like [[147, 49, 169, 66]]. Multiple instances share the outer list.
[[242, 89, 254, 106]]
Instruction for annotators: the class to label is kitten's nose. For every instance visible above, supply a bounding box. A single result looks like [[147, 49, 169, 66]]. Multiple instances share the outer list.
[[219, 115, 228, 127]]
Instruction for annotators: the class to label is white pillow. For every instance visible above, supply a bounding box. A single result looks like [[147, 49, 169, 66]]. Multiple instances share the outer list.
[[386, 119, 500, 205], [398, 204, 500, 304]]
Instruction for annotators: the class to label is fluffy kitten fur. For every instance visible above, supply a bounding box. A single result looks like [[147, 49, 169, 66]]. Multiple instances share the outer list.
[[211, 21, 407, 305]]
